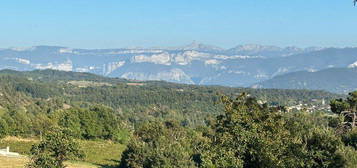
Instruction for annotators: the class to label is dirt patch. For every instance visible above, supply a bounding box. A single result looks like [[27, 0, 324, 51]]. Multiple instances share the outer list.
[[0, 156, 98, 168], [1, 136, 38, 143], [126, 83, 145, 86]]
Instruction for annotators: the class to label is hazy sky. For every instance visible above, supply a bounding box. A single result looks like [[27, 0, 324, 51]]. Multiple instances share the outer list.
[[1, 0, 356, 49]]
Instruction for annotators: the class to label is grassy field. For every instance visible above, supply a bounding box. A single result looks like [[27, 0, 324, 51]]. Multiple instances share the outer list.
[[0, 156, 27, 168], [0, 137, 125, 168], [0, 156, 98, 168]]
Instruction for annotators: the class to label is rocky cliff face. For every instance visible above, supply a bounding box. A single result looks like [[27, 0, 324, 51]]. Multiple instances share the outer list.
[[1, 44, 356, 87]]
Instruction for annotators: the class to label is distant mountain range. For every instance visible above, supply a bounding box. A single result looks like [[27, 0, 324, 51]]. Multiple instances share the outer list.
[[1, 42, 357, 93], [254, 68, 357, 94]]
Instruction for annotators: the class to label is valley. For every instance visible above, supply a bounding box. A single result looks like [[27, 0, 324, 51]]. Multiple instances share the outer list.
[[0, 70, 355, 168]]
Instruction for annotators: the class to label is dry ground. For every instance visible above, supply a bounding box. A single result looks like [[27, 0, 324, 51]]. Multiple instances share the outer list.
[[0, 156, 98, 168]]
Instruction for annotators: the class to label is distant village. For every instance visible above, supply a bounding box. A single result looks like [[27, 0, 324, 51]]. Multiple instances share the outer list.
[[286, 99, 331, 113]]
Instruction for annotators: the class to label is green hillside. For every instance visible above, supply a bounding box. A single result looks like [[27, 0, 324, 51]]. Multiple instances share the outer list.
[[0, 69, 356, 168], [0, 69, 340, 127]]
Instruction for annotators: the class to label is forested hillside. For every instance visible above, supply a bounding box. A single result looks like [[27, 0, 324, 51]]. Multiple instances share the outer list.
[[0, 69, 340, 128], [0, 70, 356, 168]]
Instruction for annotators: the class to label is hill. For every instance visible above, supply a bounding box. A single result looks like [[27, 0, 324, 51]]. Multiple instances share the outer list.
[[0, 69, 340, 127], [0, 70, 355, 168], [254, 68, 357, 94]]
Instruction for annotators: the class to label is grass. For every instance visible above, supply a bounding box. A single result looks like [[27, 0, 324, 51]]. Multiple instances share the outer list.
[[0, 137, 35, 155], [78, 140, 125, 167], [0, 156, 98, 168], [0, 136, 126, 168], [0, 156, 28, 168]]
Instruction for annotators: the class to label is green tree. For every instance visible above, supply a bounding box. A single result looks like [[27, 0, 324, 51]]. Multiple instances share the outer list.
[[119, 121, 199, 168], [0, 118, 8, 138], [27, 127, 84, 168], [331, 91, 357, 130], [200, 93, 347, 168], [303, 129, 345, 168], [342, 129, 357, 149], [56, 108, 82, 138], [200, 94, 295, 168], [56, 105, 123, 141]]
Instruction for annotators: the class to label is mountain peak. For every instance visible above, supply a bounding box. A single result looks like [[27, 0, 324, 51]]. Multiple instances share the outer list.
[[180, 41, 224, 51]]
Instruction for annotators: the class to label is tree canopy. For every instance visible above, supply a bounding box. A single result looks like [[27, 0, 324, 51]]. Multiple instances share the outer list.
[[27, 127, 84, 168]]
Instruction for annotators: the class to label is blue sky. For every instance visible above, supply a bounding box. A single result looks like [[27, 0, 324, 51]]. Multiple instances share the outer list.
[[0, 0, 356, 49]]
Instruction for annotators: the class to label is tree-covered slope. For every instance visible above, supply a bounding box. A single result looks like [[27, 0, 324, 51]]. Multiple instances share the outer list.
[[0, 69, 341, 127], [0, 69, 355, 168]]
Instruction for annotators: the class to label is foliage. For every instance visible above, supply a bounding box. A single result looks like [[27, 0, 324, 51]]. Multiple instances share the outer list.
[[27, 127, 84, 168], [117, 93, 355, 168], [199, 93, 347, 168], [342, 129, 357, 150], [0, 118, 8, 138], [0, 137, 124, 167], [0, 70, 356, 168], [337, 146, 357, 168], [55, 105, 127, 141], [119, 121, 200, 168], [331, 91, 357, 130], [0, 69, 340, 130]]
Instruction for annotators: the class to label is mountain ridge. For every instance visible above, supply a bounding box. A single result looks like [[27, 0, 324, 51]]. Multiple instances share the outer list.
[[1, 43, 357, 92], [254, 67, 357, 93]]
